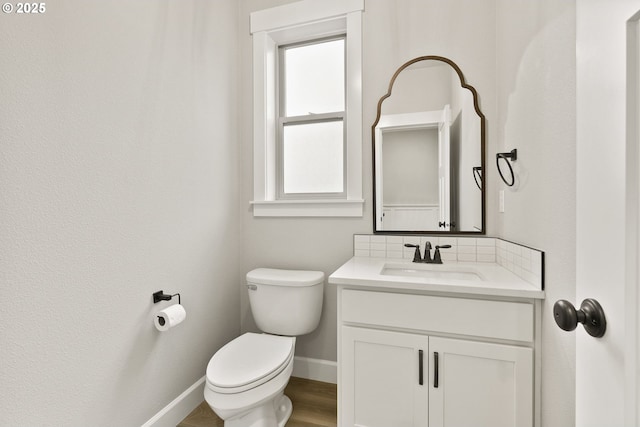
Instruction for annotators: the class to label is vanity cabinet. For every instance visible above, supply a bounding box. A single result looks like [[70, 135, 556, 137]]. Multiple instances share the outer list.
[[338, 288, 538, 427]]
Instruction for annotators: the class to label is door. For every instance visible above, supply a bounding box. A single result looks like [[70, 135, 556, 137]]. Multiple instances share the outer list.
[[428, 337, 533, 427], [438, 105, 451, 230], [340, 326, 429, 427], [576, 1, 640, 425]]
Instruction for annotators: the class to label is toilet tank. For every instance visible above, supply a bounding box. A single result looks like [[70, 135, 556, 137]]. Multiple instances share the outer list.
[[246, 268, 324, 336]]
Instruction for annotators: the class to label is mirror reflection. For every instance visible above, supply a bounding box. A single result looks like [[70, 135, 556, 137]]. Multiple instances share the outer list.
[[373, 56, 485, 233]]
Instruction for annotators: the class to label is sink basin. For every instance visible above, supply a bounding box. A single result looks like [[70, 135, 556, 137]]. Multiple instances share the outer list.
[[381, 263, 483, 281]]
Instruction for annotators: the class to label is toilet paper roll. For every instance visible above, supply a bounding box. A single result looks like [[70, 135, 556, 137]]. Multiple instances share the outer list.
[[154, 304, 186, 331]]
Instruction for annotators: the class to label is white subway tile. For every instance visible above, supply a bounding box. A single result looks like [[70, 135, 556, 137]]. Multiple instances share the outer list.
[[477, 238, 496, 247], [354, 234, 370, 244], [386, 236, 403, 244], [477, 246, 496, 255], [371, 235, 386, 244], [370, 249, 386, 258], [457, 246, 476, 254], [354, 249, 369, 257], [386, 250, 403, 259], [386, 243, 403, 253], [354, 241, 370, 250], [371, 242, 386, 251], [458, 253, 477, 262], [457, 238, 477, 246], [508, 243, 522, 256], [477, 253, 496, 263], [532, 252, 542, 272], [441, 252, 457, 261]]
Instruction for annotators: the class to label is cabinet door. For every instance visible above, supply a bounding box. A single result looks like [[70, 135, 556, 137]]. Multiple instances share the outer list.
[[341, 326, 429, 427], [428, 337, 533, 427]]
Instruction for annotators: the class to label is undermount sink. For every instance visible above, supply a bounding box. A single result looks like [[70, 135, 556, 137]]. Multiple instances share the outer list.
[[380, 262, 483, 281]]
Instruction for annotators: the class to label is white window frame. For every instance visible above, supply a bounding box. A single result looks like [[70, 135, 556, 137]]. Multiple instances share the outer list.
[[250, 0, 364, 217]]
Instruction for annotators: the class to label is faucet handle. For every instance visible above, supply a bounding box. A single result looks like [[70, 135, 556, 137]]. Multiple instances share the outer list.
[[433, 245, 452, 264], [404, 244, 422, 263]]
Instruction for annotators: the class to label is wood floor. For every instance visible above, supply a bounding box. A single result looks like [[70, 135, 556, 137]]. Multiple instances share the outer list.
[[178, 377, 337, 427]]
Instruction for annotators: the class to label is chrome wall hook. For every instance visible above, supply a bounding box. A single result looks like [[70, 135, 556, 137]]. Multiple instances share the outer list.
[[496, 149, 517, 186]]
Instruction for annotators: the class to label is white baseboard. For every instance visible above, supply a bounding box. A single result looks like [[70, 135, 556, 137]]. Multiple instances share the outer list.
[[140, 357, 336, 427], [292, 356, 337, 384], [140, 376, 205, 427]]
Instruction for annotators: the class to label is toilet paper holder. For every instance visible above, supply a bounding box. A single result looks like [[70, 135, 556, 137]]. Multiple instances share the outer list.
[[153, 290, 181, 305]]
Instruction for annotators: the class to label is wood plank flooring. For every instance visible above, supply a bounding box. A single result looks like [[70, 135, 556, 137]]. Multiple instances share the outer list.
[[178, 377, 337, 427]]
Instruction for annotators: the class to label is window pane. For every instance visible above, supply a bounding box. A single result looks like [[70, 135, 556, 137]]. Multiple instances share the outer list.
[[284, 39, 344, 116], [283, 121, 344, 194]]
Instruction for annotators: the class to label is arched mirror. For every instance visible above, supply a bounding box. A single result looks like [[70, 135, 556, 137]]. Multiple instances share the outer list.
[[373, 56, 485, 233]]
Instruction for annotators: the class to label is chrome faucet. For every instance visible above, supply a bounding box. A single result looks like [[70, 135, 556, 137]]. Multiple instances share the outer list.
[[404, 242, 452, 264]]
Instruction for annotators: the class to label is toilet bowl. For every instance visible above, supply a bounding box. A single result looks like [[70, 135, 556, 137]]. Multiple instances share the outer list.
[[204, 268, 324, 427], [205, 333, 295, 426]]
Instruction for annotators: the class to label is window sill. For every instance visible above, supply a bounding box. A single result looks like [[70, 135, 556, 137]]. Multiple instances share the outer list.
[[250, 199, 364, 217]]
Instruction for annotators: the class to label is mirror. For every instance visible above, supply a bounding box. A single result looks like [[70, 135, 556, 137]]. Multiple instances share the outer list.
[[373, 56, 485, 233]]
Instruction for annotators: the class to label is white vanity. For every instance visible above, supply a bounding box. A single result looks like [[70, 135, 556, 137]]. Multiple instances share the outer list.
[[329, 246, 544, 427]]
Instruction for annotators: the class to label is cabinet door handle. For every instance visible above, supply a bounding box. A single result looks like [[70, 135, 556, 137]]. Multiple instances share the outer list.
[[418, 349, 424, 385], [434, 352, 439, 388]]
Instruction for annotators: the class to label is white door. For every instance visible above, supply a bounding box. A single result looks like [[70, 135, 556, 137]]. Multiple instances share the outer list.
[[340, 326, 429, 427], [428, 337, 533, 427], [438, 105, 451, 230], [576, 1, 640, 425]]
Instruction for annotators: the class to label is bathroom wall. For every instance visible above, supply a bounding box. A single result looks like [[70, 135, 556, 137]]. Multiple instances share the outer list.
[[494, 1, 577, 426], [0, 1, 241, 425]]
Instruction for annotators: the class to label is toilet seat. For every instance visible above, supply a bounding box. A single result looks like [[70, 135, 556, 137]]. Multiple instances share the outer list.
[[206, 333, 295, 394]]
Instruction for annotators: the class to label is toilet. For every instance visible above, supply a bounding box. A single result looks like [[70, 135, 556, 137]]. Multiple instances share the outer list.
[[204, 268, 324, 427]]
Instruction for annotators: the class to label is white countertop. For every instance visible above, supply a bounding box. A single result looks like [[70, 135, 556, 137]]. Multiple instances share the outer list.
[[329, 256, 545, 299]]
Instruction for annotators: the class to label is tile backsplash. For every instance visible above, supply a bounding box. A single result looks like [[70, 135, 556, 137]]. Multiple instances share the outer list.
[[353, 234, 544, 290]]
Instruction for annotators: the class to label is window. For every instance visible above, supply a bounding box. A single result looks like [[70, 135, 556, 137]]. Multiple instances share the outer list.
[[250, 0, 364, 217], [279, 37, 345, 198]]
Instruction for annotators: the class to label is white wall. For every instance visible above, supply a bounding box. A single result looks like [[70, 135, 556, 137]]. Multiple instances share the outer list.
[[495, 1, 577, 426], [0, 1, 241, 425]]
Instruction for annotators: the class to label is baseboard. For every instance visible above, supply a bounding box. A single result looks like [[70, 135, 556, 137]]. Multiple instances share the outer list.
[[140, 376, 205, 427], [140, 357, 336, 426], [292, 356, 337, 384]]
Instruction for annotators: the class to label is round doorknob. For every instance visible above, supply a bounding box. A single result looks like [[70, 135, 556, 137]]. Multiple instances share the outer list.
[[553, 299, 606, 338]]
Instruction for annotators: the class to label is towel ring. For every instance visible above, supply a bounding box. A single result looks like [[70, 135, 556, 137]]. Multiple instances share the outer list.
[[472, 166, 482, 190], [496, 149, 517, 187]]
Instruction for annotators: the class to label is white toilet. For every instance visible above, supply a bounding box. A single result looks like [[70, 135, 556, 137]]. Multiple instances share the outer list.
[[204, 268, 324, 427]]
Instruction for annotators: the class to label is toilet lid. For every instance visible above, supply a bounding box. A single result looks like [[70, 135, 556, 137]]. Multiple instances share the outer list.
[[206, 333, 295, 391], [246, 268, 324, 287]]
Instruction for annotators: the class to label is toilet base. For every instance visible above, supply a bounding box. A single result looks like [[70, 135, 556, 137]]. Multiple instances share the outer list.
[[224, 394, 292, 427]]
